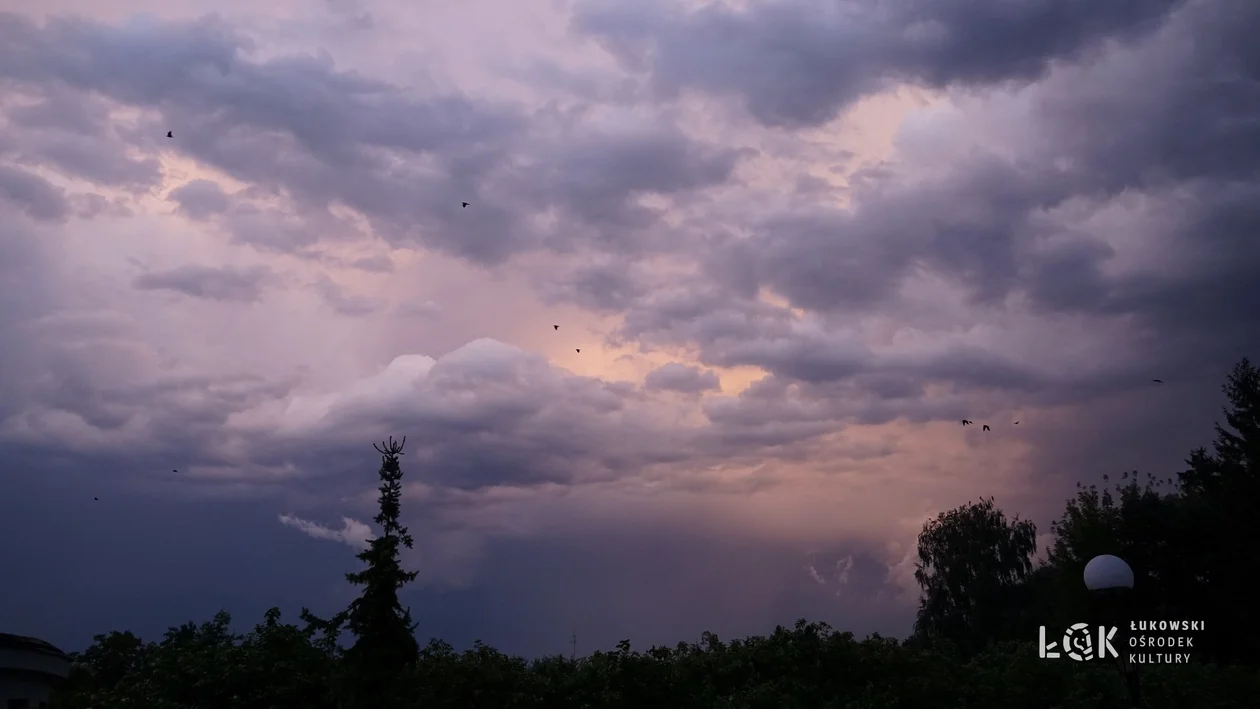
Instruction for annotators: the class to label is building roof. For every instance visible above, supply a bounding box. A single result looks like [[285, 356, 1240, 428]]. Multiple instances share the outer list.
[[0, 633, 69, 659]]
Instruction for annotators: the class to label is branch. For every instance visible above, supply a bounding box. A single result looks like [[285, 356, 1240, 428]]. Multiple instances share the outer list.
[[373, 435, 407, 456]]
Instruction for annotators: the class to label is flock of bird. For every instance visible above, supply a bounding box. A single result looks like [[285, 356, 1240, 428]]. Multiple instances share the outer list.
[[554, 324, 578, 352], [959, 379, 1163, 431]]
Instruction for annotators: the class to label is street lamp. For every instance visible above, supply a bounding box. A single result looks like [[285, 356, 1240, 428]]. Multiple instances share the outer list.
[[1084, 554, 1134, 592], [1084, 554, 1143, 708]]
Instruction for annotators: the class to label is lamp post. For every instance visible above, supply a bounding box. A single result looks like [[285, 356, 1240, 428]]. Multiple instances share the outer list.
[[1084, 554, 1144, 708]]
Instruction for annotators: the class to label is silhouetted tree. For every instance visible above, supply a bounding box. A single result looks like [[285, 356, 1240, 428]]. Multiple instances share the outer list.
[[52, 611, 338, 709], [56, 610, 1260, 709], [1044, 475, 1202, 637], [1181, 358, 1260, 495], [73, 629, 146, 689], [1179, 358, 1260, 664], [912, 497, 1037, 656], [338, 436, 421, 705]]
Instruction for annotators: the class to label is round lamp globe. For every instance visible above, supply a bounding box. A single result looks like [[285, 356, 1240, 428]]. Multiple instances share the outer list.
[[1084, 554, 1134, 591]]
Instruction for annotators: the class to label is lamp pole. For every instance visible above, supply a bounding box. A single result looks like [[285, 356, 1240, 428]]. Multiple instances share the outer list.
[[1084, 554, 1144, 708]]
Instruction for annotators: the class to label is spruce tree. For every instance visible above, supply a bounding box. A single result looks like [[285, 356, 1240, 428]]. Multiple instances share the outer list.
[[1181, 357, 1260, 494], [1179, 358, 1260, 664], [341, 436, 420, 702]]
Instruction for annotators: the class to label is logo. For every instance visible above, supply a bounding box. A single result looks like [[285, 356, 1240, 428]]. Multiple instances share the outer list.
[[1039, 623, 1117, 661], [1039, 620, 1204, 665]]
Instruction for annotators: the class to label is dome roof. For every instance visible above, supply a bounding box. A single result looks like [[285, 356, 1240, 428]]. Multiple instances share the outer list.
[[0, 633, 68, 659]]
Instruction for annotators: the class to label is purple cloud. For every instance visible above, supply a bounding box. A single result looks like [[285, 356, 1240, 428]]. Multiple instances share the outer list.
[[0, 0, 1257, 660]]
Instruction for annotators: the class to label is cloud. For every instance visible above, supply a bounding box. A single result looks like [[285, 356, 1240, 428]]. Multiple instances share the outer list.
[[572, 0, 1189, 128], [312, 273, 381, 316], [349, 254, 394, 273], [643, 362, 720, 393], [0, 165, 68, 221], [279, 513, 372, 550], [591, 0, 1260, 414], [835, 555, 854, 587], [168, 180, 231, 220], [260, 339, 722, 491], [0, 11, 747, 267], [396, 299, 441, 318], [804, 550, 878, 600], [0, 81, 163, 192], [1, 0, 1258, 660], [132, 264, 275, 302]]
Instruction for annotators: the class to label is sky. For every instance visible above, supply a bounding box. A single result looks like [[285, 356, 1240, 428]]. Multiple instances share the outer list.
[[1, 0, 1257, 658]]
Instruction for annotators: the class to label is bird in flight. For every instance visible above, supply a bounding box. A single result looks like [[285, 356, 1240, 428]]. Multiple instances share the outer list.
[[166, 131, 173, 138], [1152, 379, 1163, 384], [961, 420, 973, 426], [575, 348, 581, 353], [982, 425, 990, 432], [93, 497, 99, 501], [1013, 421, 1020, 425], [461, 202, 470, 208], [554, 325, 559, 330]]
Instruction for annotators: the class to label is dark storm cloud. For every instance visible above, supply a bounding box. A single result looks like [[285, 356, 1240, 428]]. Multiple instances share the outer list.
[[537, 258, 653, 313], [0, 11, 746, 266], [727, 154, 1082, 314], [263, 343, 709, 491], [643, 362, 720, 393], [614, 285, 794, 351], [1020, 237, 1117, 314], [133, 264, 276, 302], [17, 363, 299, 457], [620, 293, 1053, 400], [695, 331, 1208, 438], [705, 327, 875, 384], [2, 0, 1251, 475], [572, 0, 1188, 128], [524, 124, 746, 242], [4, 334, 724, 500], [596, 0, 1260, 423], [1010, 1, 1260, 341]]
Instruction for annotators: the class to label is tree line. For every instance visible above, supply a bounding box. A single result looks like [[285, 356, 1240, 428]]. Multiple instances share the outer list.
[[48, 360, 1260, 708]]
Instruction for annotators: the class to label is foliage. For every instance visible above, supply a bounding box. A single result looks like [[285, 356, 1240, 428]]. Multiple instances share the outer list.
[[48, 360, 1260, 708], [1177, 357, 1260, 664], [53, 620, 1260, 709], [912, 496, 1038, 656], [54, 609, 337, 709]]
